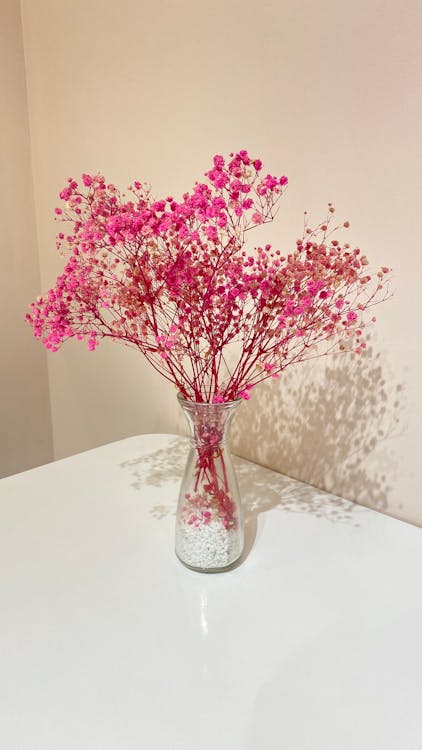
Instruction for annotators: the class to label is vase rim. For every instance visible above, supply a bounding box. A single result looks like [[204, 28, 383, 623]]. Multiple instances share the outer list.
[[177, 392, 241, 408]]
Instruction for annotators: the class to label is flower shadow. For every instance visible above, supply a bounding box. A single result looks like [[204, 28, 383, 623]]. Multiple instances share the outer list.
[[231, 346, 405, 516], [120, 436, 187, 493]]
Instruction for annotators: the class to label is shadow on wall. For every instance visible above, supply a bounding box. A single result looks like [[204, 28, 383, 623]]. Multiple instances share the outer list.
[[231, 347, 405, 514]]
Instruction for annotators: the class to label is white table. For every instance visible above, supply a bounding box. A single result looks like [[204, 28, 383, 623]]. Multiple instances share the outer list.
[[1, 434, 421, 749]]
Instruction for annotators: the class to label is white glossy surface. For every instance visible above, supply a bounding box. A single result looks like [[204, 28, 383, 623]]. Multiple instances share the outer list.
[[1, 434, 421, 749]]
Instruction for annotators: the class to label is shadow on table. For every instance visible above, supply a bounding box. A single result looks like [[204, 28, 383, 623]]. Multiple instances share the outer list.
[[120, 436, 362, 563], [235, 457, 362, 560]]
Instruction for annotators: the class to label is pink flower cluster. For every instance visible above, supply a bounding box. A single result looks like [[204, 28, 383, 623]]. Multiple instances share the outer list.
[[27, 150, 391, 402], [181, 486, 236, 530]]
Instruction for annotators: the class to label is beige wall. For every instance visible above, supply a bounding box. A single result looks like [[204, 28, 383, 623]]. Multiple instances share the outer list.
[[20, 0, 422, 524], [0, 0, 53, 477]]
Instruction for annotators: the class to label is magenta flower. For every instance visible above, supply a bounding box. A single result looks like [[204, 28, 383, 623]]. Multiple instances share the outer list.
[[26, 149, 391, 403]]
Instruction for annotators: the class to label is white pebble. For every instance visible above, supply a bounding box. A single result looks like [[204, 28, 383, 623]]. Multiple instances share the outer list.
[[176, 520, 241, 570]]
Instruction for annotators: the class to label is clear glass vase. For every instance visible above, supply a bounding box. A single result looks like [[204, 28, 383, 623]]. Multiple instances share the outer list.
[[175, 395, 244, 572]]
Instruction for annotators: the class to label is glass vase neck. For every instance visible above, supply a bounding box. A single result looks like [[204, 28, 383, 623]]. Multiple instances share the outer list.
[[177, 394, 240, 447]]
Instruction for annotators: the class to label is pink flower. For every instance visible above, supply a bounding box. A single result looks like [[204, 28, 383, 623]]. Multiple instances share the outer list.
[[239, 150, 250, 165], [213, 155, 225, 168], [238, 390, 251, 400], [205, 225, 218, 241], [59, 188, 72, 200], [27, 149, 390, 411]]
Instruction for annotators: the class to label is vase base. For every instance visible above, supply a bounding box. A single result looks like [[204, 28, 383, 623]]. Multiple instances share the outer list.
[[175, 550, 242, 574]]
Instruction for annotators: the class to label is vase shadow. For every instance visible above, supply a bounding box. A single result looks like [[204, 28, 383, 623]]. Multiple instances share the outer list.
[[235, 456, 363, 563], [120, 435, 362, 565]]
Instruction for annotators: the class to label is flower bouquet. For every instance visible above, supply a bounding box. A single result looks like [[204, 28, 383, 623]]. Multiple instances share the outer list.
[[27, 150, 391, 571]]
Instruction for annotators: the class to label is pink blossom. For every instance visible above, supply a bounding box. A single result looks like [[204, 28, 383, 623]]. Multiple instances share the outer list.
[[213, 155, 225, 168], [27, 150, 390, 405], [238, 390, 251, 400]]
